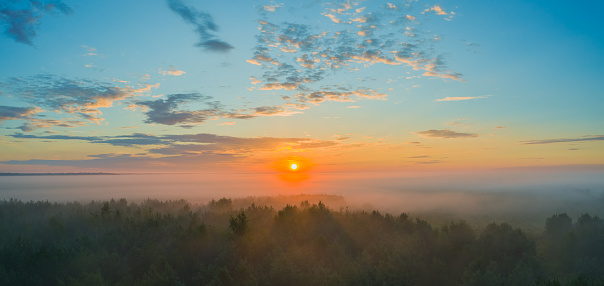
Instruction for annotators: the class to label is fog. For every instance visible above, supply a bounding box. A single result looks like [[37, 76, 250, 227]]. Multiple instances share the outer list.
[[2, 171, 603, 230]]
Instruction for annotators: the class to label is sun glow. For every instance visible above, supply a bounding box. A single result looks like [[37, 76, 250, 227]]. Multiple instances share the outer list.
[[271, 156, 312, 175]]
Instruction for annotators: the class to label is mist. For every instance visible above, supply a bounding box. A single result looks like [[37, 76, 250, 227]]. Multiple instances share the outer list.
[[2, 170, 603, 230]]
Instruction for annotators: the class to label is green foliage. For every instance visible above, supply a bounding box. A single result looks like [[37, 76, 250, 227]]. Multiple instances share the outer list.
[[209, 197, 232, 210], [229, 211, 248, 236], [0, 198, 603, 285], [541, 213, 604, 283]]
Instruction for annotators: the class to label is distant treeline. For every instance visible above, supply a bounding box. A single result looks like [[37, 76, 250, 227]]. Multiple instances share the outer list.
[[0, 196, 603, 286]]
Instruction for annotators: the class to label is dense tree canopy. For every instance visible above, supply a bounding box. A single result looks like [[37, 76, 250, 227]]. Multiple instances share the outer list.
[[0, 197, 602, 285]]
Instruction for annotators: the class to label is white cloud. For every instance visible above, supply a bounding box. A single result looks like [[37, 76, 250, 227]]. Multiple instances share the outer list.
[[424, 5, 447, 15], [436, 96, 487, 102], [159, 66, 186, 76]]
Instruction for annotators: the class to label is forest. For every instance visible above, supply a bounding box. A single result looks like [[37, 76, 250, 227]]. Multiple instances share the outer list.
[[0, 195, 603, 286]]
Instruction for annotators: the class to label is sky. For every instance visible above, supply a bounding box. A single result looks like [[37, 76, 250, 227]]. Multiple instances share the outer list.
[[1, 0, 603, 175]]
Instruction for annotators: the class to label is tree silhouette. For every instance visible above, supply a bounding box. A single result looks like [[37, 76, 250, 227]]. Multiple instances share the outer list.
[[229, 211, 248, 236]]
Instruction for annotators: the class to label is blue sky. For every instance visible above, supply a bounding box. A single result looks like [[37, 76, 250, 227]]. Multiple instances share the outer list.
[[0, 0, 603, 173]]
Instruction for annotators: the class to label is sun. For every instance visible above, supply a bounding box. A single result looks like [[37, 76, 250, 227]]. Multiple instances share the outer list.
[[272, 156, 310, 173]]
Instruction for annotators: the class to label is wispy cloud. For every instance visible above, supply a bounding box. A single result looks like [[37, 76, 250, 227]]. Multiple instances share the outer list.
[[0, 0, 72, 45], [262, 4, 282, 12], [436, 96, 487, 102], [0, 152, 235, 171], [224, 105, 304, 119], [134, 91, 306, 126], [137, 93, 221, 126], [521, 135, 604, 145], [415, 129, 478, 139], [1, 74, 159, 125], [416, 160, 444, 164], [7, 132, 345, 160], [167, 0, 233, 53], [294, 88, 387, 105], [81, 45, 99, 56], [16, 118, 87, 132], [159, 66, 186, 76], [0, 105, 41, 121], [0, 104, 88, 132], [424, 5, 447, 15]]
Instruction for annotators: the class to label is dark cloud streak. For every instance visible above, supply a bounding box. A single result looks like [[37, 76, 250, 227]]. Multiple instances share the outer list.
[[0, 0, 72, 45], [0, 105, 38, 121], [8, 132, 341, 153], [138, 93, 221, 126], [167, 0, 233, 53], [415, 129, 478, 139], [521, 135, 604, 145]]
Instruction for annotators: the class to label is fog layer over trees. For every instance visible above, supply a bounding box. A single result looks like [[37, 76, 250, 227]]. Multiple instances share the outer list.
[[1, 195, 603, 285]]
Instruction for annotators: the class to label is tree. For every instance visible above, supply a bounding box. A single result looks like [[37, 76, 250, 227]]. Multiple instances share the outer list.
[[230, 211, 248, 236], [545, 213, 572, 237]]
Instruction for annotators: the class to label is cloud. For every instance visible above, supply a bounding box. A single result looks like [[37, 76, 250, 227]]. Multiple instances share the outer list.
[[295, 88, 387, 104], [135, 92, 305, 125], [81, 45, 98, 56], [1, 74, 159, 124], [418, 56, 463, 81], [8, 132, 345, 158], [0, 105, 41, 121], [225, 104, 304, 119], [0, 0, 72, 45], [10, 133, 103, 142], [10, 132, 173, 147], [0, 104, 88, 132], [250, 105, 301, 116], [323, 13, 341, 23], [149, 135, 336, 155], [262, 4, 282, 12], [520, 135, 604, 145], [249, 77, 261, 84], [422, 71, 463, 81], [436, 96, 487, 102], [197, 39, 233, 53], [166, 0, 233, 53], [0, 153, 236, 171], [350, 51, 401, 66], [416, 160, 444, 164], [159, 66, 186, 76], [137, 93, 221, 126], [17, 118, 87, 132], [424, 5, 447, 15], [0, 74, 310, 129], [258, 82, 301, 90], [247, 4, 464, 101], [415, 129, 478, 139]]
